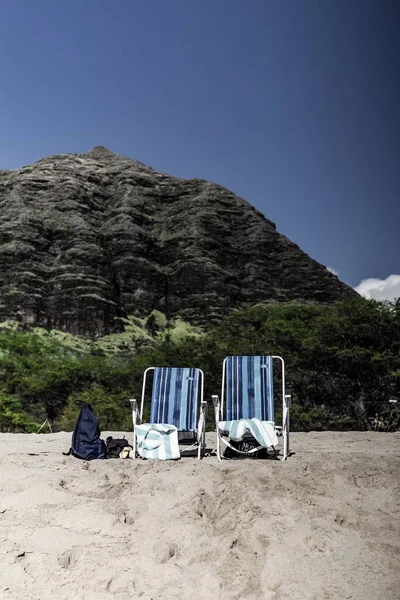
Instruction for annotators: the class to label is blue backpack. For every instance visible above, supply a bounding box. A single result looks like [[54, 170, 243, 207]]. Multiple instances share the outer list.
[[66, 403, 106, 460]]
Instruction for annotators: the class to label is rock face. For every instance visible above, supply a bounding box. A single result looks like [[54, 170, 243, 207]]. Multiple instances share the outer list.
[[0, 147, 357, 335]]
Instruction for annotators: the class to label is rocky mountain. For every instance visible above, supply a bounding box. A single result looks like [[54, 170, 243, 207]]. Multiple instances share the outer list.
[[0, 147, 357, 335]]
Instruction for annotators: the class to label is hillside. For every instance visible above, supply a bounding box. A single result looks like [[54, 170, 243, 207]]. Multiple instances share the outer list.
[[0, 147, 357, 335]]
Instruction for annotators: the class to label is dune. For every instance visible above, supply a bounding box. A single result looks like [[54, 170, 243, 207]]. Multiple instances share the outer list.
[[0, 431, 399, 600]]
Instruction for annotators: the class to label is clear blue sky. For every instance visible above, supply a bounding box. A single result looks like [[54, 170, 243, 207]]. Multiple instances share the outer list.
[[0, 0, 398, 288]]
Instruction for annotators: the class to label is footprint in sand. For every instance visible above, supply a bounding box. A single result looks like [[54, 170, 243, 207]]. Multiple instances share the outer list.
[[154, 542, 181, 564], [58, 546, 86, 569]]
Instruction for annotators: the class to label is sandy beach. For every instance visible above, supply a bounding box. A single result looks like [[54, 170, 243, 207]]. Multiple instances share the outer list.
[[0, 431, 399, 600]]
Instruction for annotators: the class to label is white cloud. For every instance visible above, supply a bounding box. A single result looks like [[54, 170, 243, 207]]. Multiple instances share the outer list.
[[355, 275, 400, 301], [327, 266, 339, 276]]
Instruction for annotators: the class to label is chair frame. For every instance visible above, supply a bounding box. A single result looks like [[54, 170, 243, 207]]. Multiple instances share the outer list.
[[213, 356, 291, 461], [130, 366, 207, 460]]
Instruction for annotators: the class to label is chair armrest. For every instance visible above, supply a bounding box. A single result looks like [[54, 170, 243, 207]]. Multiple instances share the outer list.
[[130, 399, 141, 426], [212, 395, 220, 424], [197, 399, 207, 430]]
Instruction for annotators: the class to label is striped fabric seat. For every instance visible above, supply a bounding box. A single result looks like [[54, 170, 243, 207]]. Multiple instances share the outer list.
[[150, 367, 200, 431], [225, 356, 274, 422]]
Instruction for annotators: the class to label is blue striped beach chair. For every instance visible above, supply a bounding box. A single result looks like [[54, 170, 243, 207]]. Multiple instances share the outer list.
[[213, 356, 290, 461], [130, 367, 206, 460]]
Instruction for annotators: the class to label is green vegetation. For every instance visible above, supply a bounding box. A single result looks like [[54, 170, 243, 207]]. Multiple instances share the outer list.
[[0, 299, 399, 433]]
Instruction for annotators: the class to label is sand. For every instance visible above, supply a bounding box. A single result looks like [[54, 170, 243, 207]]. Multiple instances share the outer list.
[[0, 431, 399, 600]]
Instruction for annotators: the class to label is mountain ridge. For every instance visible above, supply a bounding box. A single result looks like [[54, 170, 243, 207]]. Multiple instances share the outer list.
[[0, 147, 357, 335]]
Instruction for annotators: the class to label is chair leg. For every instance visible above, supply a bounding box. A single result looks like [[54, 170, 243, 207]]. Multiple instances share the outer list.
[[130, 399, 139, 460], [133, 433, 137, 459], [197, 405, 206, 459], [200, 429, 206, 459], [212, 396, 222, 462], [282, 429, 288, 461], [216, 430, 222, 461]]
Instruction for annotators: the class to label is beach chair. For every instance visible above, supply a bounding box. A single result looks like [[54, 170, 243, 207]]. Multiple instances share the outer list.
[[130, 367, 206, 460], [213, 356, 290, 461]]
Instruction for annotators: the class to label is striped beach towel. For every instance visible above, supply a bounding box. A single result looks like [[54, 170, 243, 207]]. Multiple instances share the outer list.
[[135, 424, 180, 460], [218, 418, 278, 448]]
